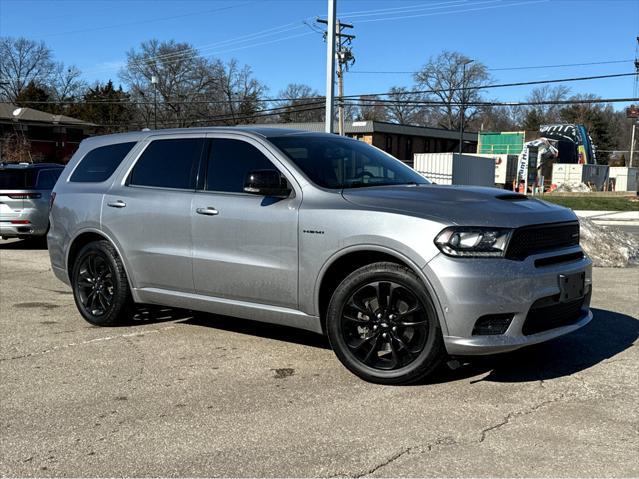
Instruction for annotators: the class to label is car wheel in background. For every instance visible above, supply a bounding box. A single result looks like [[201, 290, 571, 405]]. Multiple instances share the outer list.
[[326, 262, 445, 385]]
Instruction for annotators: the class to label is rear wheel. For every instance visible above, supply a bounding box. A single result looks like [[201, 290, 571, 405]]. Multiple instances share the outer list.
[[326, 262, 444, 385], [71, 240, 133, 326]]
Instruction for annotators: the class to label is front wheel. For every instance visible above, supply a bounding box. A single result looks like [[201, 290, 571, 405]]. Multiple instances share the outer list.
[[71, 240, 133, 326], [326, 262, 444, 385]]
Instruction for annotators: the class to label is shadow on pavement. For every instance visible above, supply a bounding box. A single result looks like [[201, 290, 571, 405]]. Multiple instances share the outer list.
[[433, 307, 638, 385], [122, 304, 195, 326], [119, 305, 636, 382], [181, 312, 330, 350]]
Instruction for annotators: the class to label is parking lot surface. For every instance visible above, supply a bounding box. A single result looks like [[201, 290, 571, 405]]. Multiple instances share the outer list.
[[1, 239, 638, 477]]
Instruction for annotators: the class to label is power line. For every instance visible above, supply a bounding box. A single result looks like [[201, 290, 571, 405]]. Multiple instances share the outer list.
[[343, 97, 639, 107], [34, 2, 257, 39], [340, 0, 474, 20], [342, 72, 638, 100], [81, 21, 308, 76], [7, 72, 637, 107], [354, 0, 548, 24], [337, 0, 469, 18], [90, 96, 638, 129], [350, 59, 635, 75]]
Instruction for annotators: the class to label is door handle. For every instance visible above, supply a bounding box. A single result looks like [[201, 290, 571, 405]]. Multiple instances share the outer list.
[[196, 207, 219, 216], [107, 200, 126, 208]]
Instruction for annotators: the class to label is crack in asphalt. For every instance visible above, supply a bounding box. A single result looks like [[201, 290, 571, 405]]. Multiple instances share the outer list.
[[479, 394, 568, 443], [349, 436, 459, 478], [346, 394, 579, 477], [0, 326, 176, 362], [354, 446, 413, 478]]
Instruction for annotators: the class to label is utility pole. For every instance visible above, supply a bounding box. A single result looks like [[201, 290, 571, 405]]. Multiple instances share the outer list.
[[323, 0, 336, 133], [318, 9, 355, 135], [631, 37, 639, 167], [458, 59, 474, 155]]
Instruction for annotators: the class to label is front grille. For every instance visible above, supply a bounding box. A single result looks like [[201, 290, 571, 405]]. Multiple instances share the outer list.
[[506, 222, 580, 260], [522, 293, 589, 335], [534, 251, 584, 268]]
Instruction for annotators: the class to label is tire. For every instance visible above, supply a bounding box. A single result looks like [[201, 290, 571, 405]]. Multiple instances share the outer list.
[[326, 262, 444, 385], [71, 240, 133, 326]]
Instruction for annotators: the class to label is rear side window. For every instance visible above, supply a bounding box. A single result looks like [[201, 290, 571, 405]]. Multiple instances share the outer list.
[[0, 170, 37, 189], [70, 142, 136, 183], [206, 138, 275, 193], [129, 138, 203, 190], [36, 169, 63, 189]]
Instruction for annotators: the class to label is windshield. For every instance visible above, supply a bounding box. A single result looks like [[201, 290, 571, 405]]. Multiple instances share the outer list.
[[269, 135, 429, 189]]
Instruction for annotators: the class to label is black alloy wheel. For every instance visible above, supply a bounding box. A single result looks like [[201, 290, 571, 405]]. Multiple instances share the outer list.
[[341, 280, 429, 370], [327, 262, 444, 384], [76, 253, 115, 317], [72, 240, 133, 326]]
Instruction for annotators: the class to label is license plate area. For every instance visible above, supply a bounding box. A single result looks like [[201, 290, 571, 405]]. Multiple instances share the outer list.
[[558, 272, 585, 302]]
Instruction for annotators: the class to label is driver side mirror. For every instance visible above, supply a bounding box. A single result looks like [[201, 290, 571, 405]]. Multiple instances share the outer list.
[[243, 169, 291, 198]]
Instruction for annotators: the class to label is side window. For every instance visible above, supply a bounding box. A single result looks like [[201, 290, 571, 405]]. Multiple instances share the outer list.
[[129, 138, 204, 190], [206, 138, 276, 193], [36, 169, 62, 189], [70, 142, 136, 182]]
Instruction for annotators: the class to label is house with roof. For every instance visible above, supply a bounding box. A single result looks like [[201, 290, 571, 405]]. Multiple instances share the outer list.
[[0, 103, 94, 164]]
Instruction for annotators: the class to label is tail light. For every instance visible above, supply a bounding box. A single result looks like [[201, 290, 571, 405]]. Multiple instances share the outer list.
[[7, 193, 42, 199], [49, 192, 57, 212], [10, 220, 31, 225]]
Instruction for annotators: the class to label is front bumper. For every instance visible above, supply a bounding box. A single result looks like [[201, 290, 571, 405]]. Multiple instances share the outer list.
[[425, 246, 593, 356]]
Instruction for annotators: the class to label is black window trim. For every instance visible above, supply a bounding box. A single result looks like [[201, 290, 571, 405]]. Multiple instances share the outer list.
[[197, 136, 295, 197], [124, 136, 206, 192]]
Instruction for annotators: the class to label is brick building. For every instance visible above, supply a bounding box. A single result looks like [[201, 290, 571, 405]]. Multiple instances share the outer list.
[[0, 103, 94, 164]]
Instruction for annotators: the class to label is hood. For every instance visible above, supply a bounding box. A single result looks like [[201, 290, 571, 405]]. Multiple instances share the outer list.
[[341, 184, 577, 228]]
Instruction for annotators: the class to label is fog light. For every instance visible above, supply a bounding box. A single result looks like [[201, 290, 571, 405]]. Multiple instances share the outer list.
[[472, 314, 514, 335]]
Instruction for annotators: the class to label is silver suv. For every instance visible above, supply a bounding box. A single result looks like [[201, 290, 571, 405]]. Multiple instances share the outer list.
[[1, 162, 64, 239], [48, 128, 592, 384]]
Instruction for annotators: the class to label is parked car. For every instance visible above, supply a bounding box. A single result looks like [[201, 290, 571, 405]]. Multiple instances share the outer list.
[[48, 128, 592, 384], [1, 162, 64, 240]]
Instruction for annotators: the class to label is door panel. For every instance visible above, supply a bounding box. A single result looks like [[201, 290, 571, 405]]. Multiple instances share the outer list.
[[192, 193, 298, 307], [101, 136, 204, 293], [191, 136, 299, 309], [102, 187, 195, 292]]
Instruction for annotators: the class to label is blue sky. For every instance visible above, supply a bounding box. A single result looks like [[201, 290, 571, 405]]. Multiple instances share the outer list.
[[1, 0, 637, 106]]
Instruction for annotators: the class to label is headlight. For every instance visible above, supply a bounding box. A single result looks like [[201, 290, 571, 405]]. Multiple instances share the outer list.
[[434, 227, 512, 258]]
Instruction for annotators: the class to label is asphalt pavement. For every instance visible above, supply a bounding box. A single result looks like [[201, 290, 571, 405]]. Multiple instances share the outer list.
[[1, 239, 638, 477]]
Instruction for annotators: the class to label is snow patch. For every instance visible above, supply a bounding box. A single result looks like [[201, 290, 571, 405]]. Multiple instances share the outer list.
[[579, 217, 639, 268]]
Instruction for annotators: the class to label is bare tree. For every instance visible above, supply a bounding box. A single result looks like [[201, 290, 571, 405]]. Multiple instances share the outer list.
[[519, 85, 570, 130], [51, 64, 86, 103], [120, 39, 225, 128], [414, 51, 490, 130], [120, 40, 266, 128], [357, 95, 388, 121], [472, 104, 520, 132], [276, 83, 324, 123], [0, 37, 56, 102], [384, 86, 428, 125], [216, 59, 267, 125]]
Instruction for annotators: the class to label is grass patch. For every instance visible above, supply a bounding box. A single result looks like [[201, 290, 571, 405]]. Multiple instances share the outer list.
[[538, 195, 639, 211]]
